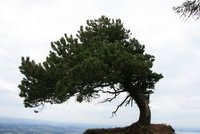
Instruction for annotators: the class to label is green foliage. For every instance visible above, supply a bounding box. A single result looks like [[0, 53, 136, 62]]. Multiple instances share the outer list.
[[19, 16, 163, 109], [173, 0, 200, 19]]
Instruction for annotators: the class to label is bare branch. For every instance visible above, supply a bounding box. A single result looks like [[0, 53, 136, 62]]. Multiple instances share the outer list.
[[125, 97, 132, 106], [111, 95, 130, 118], [98, 89, 124, 94], [96, 87, 125, 104], [97, 92, 120, 104]]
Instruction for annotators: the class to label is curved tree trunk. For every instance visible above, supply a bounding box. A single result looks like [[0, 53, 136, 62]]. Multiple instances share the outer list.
[[132, 92, 151, 126], [123, 78, 151, 126]]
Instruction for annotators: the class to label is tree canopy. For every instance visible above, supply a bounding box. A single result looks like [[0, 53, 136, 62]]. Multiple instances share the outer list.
[[19, 16, 163, 126], [173, 0, 200, 19]]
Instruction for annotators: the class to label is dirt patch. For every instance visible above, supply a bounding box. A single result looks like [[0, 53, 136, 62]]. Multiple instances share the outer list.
[[84, 123, 175, 134]]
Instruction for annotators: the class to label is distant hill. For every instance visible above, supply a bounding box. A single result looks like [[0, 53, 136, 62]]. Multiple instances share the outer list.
[[0, 117, 86, 134]]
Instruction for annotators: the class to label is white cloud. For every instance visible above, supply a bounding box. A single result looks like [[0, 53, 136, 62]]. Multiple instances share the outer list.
[[151, 95, 200, 128], [0, 48, 10, 58], [0, 79, 17, 91]]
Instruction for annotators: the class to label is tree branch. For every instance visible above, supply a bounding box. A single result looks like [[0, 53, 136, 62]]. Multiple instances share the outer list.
[[125, 94, 135, 107], [173, 0, 200, 20], [96, 87, 125, 104], [98, 89, 124, 94], [97, 92, 120, 104], [111, 95, 130, 118]]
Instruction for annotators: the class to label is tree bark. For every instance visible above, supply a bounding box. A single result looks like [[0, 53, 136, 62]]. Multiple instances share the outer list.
[[123, 78, 151, 126], [132, 92, 151, 126]]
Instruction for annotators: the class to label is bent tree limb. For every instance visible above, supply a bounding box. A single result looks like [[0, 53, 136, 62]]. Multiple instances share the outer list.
[[111, 95, 130, 117], [132, 92, 151, 126], [109, 91, 151, 126]]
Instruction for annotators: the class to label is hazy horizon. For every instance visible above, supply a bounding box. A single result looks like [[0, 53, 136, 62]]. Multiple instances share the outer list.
[[0, 116, 199, 134]]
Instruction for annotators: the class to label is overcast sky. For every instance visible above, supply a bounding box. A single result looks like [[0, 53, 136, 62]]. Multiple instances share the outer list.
[[0, 0, 200, 129]]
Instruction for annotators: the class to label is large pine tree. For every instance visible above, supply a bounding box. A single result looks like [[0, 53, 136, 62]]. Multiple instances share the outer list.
[[19, 16, 163, 126]]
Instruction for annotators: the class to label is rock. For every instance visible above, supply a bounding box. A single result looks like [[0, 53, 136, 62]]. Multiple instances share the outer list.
[[83, 123, 175, 134]]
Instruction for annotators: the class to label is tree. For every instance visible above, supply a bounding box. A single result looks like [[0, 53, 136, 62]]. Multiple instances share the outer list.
[[173, 0, 200, 19], [19, 16, 163, 126]]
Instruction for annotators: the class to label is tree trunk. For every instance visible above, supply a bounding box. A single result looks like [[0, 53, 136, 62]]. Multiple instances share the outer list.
[[132, 92, 151, 126]]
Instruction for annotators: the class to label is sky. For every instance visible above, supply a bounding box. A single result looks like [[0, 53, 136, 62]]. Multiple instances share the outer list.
[[0, 0, 200, 129]]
